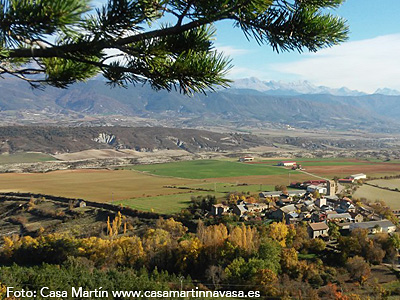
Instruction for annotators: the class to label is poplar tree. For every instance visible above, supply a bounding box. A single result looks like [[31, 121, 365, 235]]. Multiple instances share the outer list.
[[0, 0, 348, 93]]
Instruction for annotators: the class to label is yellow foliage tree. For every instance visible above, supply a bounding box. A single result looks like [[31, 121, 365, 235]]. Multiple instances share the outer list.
[[267, 222, 289, 247], [176, 237, 203, 272], [0, 282, 18, 300], [112, 236, 144, 266], [228, 223, 259, 254], [197, 221, 228, 248], [156, 218, 187, 238], [143, 228, 172, 253]]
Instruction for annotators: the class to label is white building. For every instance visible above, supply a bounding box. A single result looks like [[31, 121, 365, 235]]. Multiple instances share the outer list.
[[349, 219, 396, 234], [278, 161, 296, 167], [350, 173, 367, 181], [239, 156, 254, 162], [307, 185, 327, 195]]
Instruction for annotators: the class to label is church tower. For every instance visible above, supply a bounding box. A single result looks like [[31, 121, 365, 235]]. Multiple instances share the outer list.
[[326, 180, 336, 196]]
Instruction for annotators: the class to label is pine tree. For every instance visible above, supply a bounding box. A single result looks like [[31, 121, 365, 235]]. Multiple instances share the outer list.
[[0, 0, 348, 93]]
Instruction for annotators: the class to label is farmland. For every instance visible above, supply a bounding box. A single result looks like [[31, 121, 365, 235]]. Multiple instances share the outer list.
[[0, 152, 57, 164], [0, 169, 202, 203], [0, 160, 311, 214], [2, 157, 400, 213], [129, 159, 296, 179], [367, 179, 400, 190], [353, 178, 400, 210], [353, 184, 400, 209]]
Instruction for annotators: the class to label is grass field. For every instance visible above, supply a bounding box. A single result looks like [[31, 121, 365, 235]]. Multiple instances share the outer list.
[[353, 185, 400, 209], [129, 159, 297, 179], [182, 182, 277, 193], [0, 152, 57, 164], [368, 179, 400, 190]]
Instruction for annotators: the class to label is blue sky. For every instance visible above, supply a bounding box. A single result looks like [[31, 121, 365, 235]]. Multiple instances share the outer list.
[[94, 0, 400, 93], [212, 0, 400, 93]]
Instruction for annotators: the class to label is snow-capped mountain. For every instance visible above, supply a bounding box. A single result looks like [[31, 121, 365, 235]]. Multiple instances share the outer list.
[[230, 77, 366, 96], [374, 88, 400, 96]]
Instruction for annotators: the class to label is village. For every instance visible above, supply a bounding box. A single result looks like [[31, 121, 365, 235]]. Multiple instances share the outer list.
[[211, 160, 396, 240]]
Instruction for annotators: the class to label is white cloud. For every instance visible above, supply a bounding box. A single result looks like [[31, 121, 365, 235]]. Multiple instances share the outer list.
[[270, 34, 400, 93], [215, 45, 251, 57], [227, 66, 272, 80]]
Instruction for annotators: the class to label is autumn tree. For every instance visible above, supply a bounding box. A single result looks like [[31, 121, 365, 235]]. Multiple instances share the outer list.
[[254, 269, 279, 297], [155, 217, 187, 238], [275, 185, 288, 193], [280, 247, 298, 276], [228, 223, 259, 254], [112, 236, 144, 266], [291, 222, 310, 250], [313, 190, 321, 199], [346, 256, 370, 284], [143, 228, 174, 269], [267, 222, 289, 247], [197, 221, 228, 260], [0, 0, 348, 92]]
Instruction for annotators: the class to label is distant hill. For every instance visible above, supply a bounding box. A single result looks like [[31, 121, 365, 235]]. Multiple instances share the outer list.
[[1, 78, 400, 132], [0, 125, 392, 155], [0, 126, 266, 154]]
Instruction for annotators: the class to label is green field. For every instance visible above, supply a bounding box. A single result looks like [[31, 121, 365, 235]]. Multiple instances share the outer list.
[[258, 158, 370, 166], [129, 160, 296, 179], [181, 182, 276, 193], [0, 152, 57, 164]]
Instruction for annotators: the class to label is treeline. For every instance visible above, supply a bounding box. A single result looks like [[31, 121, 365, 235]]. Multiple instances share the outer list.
[[2, 216, 399, 299], [0, 262, 188, 300]]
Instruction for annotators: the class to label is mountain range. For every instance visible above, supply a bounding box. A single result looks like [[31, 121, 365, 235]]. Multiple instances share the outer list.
[[1, 77, 400, 132], [231, 77, 400, 96]]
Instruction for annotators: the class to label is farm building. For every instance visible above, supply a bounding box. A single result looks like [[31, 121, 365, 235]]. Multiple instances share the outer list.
[[349, 219, 396, 234], [211, 204, 229, 216], [287, 190, 307, 197], [278, 161, 296, 167], [350, 173, 367, 181], [259, 190, 306, 199], [259, 191, 282, 198], [233, 204, 248, 217], [239, 156, 254, 162], [304, 180, 327, 186]]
